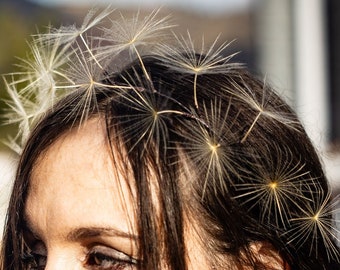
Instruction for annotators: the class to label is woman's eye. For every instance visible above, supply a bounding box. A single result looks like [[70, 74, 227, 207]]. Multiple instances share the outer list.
[[89, 253, 128, 269], [86, 246, 137, 270]]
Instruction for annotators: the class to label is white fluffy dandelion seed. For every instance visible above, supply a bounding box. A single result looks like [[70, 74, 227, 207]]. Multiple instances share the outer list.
[[222, 77, 300, 143], [177, 99, 241, 196], [157, 32, 242, 108], [110, 79, 184, 153], [95, 9, 174, 80], [3, 78, 40, 153], [39, 7, 114, 69], [287, 190, 340, 262], [233, 146, 314, 228], [10, 32, 72, 104]]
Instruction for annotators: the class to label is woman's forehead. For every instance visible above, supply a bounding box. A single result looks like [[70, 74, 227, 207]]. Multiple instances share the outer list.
[[26, 118, 138, 236], [30, 117, 136, 191]]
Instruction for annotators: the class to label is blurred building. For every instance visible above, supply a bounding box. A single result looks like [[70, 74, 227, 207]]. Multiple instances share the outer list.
[[253, 0, 340, 192]]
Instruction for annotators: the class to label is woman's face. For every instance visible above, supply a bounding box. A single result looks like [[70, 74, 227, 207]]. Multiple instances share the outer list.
[[24, 119, 139, 269], [23, 118, 208, 269]]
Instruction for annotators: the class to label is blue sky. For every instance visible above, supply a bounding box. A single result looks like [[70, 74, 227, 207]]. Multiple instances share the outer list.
[[28, 0, 252, 14]]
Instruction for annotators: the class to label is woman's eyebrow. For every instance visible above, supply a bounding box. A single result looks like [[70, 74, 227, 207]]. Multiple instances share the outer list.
[[66, 227, 138, 241], [23, 214, 137, 241]]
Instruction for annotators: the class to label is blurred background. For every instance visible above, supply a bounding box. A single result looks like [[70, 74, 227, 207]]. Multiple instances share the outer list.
[[0, 0, 339, 238]]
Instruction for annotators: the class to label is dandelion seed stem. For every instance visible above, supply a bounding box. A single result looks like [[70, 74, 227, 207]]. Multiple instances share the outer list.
[[133, 45, 151, 81], [52, 70, 75, 84], [80, 33, 103, 69], [241, 111, 262, 143], [194, 73, 199, 108], [156, 110, 185, 116], [55, 84, 82, 89], [93, 81, 133, 89]]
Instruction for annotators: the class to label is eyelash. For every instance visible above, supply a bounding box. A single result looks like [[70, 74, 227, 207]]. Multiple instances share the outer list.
[[85, 247, 138, 270], [21, 250, 137, 270], [21, 244, 137, 270]]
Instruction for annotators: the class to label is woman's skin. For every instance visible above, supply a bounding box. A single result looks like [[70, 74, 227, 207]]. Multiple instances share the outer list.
[[23, 118, 210, 269]]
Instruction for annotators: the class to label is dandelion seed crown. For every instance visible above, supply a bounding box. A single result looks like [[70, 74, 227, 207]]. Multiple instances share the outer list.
[[3, 7, 339, 266]]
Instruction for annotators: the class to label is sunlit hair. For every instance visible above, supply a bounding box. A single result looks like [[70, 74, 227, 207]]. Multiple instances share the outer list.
[[1, 8, 339, 270]]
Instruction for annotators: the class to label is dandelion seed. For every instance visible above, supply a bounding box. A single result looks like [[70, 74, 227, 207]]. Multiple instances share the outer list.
[[177, 98, 241, 196], [10, 32, 72, 106], [38, 7, 114, 69], [110, 77, 184, 153], [287, 190, 340, 262], [222, 77, 300, 143], [59, 43, 111, 123], [96, 9, 174, 80], [233, 146, 313, 227], [157, 32, 241, 108], [2, 77, 41, 152], [40, 7, 114, 44]]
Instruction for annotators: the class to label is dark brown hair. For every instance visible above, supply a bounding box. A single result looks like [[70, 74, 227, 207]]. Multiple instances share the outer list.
[[1, 55, 339, 269]]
